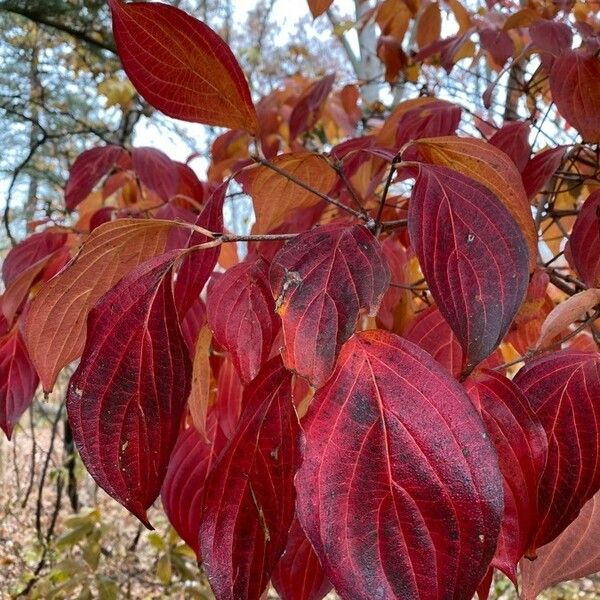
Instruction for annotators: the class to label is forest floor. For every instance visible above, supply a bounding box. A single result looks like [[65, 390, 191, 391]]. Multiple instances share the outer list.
[[1, 406, 599, 600]]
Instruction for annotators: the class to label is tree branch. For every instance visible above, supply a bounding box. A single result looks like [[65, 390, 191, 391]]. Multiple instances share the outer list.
[[0, 3, 116, 54]]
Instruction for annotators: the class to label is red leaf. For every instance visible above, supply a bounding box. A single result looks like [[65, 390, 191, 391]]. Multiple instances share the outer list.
[[479, 27, 514, 66], [529, 19, 573, 56], [393, 99, 462, 149], [180, 297, 207, 353], [409, 136, 537, 271], [521, 146, 566, 200], [377, 234, 411, 332], [1, 254, 56, 326], [403, 305, 463, 378], [174, 184, 225, 316], [520, 491, 600, 600], [67, 252, 191, 526], [131, 147, 179, 202], [408, 164, 529, 373], [89, 207, 116, 231], [289, 73, 336, 140], [109, 0, 259, 134], [215, 356, 245, 439], [566, 190, 600, 288], [270, 224, 390, 387], [65, 145, 126, 210], [488, 121, 531, 172], [199, 358, 300, 600], [513, 350, 600, 551], [464, 370, 548, 581], [295, 330, 503, 600], [0, 328, 39, 440], [176, 161, 205, 204], [272, 516, 332, 600], [550, 51, 600, 143], [2, 230, 67, 287], [207, 257, 279, 384], [161, 418, 221, 558]]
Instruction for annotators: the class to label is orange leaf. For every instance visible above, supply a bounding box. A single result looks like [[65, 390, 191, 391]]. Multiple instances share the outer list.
[[189, 325, 213, 439], [109, 0, 259, 134], [307, 0, 334, 18], [411, 136, 538, 271], [447, 0, 472, 33], [242, 153, 337, 234], [416, 2, 442, 50], [25, 219, 183, 391], [537, 288, 600, 349]]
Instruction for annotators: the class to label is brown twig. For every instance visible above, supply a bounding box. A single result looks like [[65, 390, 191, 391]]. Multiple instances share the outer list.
[[251, 155, 367, 222]]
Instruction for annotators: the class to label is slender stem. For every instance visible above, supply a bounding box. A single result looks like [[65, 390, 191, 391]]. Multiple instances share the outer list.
[[375, 161, 398, 232]]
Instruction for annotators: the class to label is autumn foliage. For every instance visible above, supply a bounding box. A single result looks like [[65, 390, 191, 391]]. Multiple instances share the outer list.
[[2, 0, 600, 598]]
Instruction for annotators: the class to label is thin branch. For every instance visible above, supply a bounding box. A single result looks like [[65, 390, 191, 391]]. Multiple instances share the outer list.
[[493, 307, 600, 371], [0, 4, 116, 53], [251, 155, 368, 222]]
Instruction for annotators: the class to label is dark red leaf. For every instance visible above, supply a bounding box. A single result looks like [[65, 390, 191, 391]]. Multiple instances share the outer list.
[[176, 161, 205, 204], [216, 356, 245, 439], [289, 73, 336, 140], [109, 0, 259, 133], [489, 121, 531, 172], [479, 27, 514, 66], [131, 147, 179, 201], [566, 190, 600, 288], [161, 417, 221, 558], [521, 146, 566, 200], [377, 234, 411, 332], [550, 51, 600, 143], [403, 305, 463, 378], [270, 223, 390, 387], [0, 328, 39, 440], [513, 350, 600, 551], [529, 19, 573, 56], [174, 183, 225, 316], [272, 516, 332, 600], [408, 164, 529, 373], [395, 99, 462, 148], [464, 370, 548, 581], [155, 199, 199, 251], [207, 257, 279, 384], [67, 252, 191, 527], [65, 145, 126, 210], [295, 330, 503, 600], [2, 230, 67, 287], [181, 298, 207, 354], [199, 358, 300, 600], [89, 207, 116, 231]]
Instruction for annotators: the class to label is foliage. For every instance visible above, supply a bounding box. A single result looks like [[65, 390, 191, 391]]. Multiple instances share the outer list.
[[2, 0, 600, 599]]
